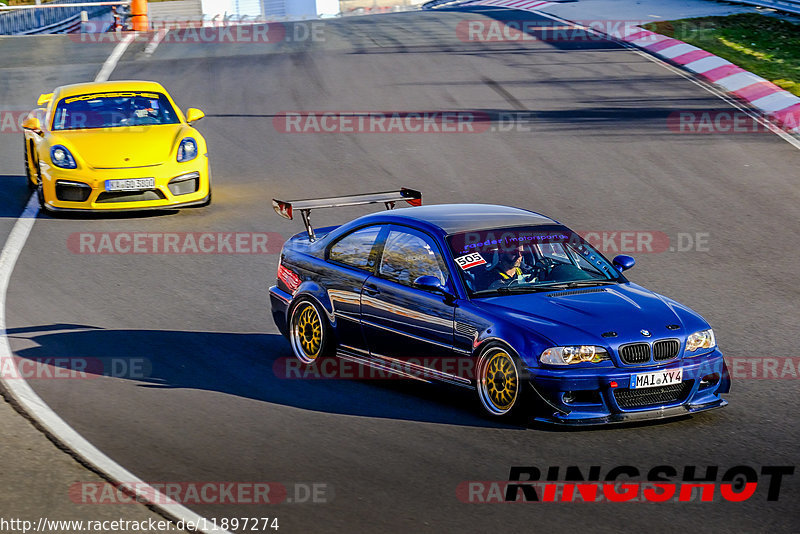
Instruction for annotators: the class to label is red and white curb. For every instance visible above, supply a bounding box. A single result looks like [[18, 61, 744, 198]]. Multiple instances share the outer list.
[[616, 26, 800, 132], [439, 0, 800, 133]]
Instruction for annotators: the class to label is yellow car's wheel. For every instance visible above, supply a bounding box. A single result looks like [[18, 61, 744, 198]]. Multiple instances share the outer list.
[[34, 166, 46, 211], [289, 299, 330, 364], [23, 139, 33, 189], [477, 346, 525, 417]]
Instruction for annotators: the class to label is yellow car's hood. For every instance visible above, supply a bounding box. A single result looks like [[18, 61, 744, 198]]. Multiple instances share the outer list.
[[57, 124, 186, 168]]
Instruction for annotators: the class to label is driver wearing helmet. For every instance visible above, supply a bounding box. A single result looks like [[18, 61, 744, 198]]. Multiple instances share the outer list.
[[130, 96, 158, 123], [486, 244, 537, 289]]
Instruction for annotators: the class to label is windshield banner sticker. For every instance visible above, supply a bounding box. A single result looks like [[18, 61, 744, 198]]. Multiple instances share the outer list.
[[452, 231, 572, 255], [64, 92, 160, 104]]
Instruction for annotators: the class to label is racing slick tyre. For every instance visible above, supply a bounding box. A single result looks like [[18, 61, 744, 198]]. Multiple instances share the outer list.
[[289, 298, 333, 364], [24, 139, 35, 190], [35, 168, 45, 210], [476, 344, 530, 420]]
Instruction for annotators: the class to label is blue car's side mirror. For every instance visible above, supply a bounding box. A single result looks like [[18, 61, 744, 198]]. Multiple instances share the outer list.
[[414, 275, 448, 293], [613, 255, 636, 272], [414, 275, 456, 304]]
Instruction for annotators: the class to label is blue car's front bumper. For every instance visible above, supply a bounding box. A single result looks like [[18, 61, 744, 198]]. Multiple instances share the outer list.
[[528, 349, 730, 425]]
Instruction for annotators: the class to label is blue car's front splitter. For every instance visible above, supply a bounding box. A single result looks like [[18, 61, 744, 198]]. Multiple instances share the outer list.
[[528, 350, 730, 426]]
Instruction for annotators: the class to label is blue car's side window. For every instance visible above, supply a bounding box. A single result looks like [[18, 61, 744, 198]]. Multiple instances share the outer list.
[[379, 229, 448, 288], [328, 225, 382, 271]]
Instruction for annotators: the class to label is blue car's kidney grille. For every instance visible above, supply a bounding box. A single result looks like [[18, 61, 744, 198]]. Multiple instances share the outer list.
[[614, 381, 693, 408], [653, 339, 680, 360], [619, 343, 651, 364]]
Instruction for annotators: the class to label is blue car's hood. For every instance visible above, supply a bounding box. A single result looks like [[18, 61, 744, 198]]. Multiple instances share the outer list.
[[470, 283, 707, 346]]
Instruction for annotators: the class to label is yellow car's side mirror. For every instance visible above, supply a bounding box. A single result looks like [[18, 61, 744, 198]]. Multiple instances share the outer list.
[[22, 116, 42, 132], [185, 108, 205, 123]]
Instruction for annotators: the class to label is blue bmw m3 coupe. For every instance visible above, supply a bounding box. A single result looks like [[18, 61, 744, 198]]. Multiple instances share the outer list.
[[269, 190, 729, 425]]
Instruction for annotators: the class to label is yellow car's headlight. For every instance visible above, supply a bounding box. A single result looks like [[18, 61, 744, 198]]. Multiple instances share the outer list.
[[51, 145, 77, 169], [177, 137, 198, 162]]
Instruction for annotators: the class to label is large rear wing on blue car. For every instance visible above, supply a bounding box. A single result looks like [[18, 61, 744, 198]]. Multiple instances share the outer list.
[[272, 188, 422, 241]]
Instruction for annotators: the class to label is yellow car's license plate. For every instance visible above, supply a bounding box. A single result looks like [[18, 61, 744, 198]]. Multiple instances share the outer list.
[[630, 368, 682, 389], [105, 178, 155, 192]]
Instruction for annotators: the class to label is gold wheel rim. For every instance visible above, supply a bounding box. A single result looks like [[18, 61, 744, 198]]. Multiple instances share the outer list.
[[482, 351, 518, 413], [294, 304, 322, 361]]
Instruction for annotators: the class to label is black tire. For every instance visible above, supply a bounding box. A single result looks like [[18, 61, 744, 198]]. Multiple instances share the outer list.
[[288, 299, 333, 364], [475, 344, 530, 420], [23, 138, 35, 190], [34, 165, 47, 211]]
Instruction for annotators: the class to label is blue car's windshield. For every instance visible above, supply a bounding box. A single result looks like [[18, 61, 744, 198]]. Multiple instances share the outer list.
[[52, 91, 180, 130], [447, 225, 623, 296]]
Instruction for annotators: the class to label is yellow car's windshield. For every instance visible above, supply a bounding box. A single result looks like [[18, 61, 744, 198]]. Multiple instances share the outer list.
[[52, 91, 180, 130]]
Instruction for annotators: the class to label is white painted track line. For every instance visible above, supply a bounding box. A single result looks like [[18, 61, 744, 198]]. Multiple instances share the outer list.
[[95, 32, 135, 82], [144, 28, 168, 57], [0, 34, 232, 534]]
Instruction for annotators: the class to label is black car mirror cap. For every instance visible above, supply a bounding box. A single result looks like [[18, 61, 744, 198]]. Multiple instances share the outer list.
[[613, 255, 636, 272]]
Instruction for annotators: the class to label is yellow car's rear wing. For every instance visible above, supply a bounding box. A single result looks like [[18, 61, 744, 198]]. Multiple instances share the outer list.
[[37, 93, 53, 106], [272, 188, 423, 241]]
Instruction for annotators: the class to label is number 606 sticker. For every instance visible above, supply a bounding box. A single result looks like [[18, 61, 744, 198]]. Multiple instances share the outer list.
[[455, 253, 487, 270]]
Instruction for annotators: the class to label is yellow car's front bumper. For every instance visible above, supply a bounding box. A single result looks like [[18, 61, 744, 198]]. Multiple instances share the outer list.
[[40, 156, 210, 212]]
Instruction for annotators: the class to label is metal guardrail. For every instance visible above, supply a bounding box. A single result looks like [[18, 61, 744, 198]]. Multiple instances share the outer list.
[[0, 0, 112, 35], [17, 11, 82, 33], [726, 0, 800, 15]]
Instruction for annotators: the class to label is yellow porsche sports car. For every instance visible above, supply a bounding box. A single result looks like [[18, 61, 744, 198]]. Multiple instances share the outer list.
[[22, 80, 211, 212]]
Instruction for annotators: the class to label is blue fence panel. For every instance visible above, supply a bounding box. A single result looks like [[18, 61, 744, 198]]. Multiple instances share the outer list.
[[0, 0, 113, 35]]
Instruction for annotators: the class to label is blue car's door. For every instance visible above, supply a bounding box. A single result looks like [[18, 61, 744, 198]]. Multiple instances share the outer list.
[[325, 224, 386, 353], [360, 226, 457, 376]]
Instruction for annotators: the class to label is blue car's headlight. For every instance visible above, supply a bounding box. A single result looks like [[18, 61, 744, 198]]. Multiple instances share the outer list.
[[51, 145, 77, 169], [177, 137, 198, 162], [540, 346, 610, 365], [686, 329, 715, 352]]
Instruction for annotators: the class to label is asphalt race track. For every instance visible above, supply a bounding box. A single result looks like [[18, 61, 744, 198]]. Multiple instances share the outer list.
[[1, 7, 798, 532]]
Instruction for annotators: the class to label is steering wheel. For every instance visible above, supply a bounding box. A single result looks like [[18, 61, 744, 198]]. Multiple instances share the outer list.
[[506, 272, 539, 287], [533, 258, 557, 280], [506, 277, 524, 288]]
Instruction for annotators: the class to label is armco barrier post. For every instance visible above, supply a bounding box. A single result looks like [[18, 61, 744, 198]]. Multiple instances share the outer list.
[[130, 0, 147, 30]]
